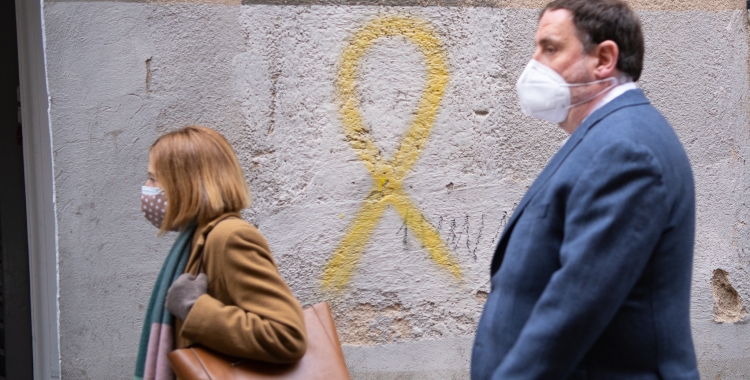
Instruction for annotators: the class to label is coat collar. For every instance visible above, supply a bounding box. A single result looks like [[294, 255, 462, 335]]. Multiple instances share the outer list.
[[490, 89, 650, 275]]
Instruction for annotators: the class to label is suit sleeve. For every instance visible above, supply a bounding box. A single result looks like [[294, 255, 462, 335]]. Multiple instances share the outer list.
[[491, 141, 669, 379], [181, 225, 307, 363]]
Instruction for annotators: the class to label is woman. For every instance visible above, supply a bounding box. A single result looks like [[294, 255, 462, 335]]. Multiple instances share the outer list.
[[134, 126, 306, 380]]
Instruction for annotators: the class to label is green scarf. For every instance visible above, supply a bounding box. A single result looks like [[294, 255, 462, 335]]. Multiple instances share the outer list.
[[134, 224, 196, 380]]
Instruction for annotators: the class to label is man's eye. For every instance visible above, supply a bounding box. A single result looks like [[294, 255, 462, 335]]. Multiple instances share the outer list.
[[545, 46, 556, 53]]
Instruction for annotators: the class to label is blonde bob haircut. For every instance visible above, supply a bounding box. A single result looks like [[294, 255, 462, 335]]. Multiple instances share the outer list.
[[150, 126, 249, 234]]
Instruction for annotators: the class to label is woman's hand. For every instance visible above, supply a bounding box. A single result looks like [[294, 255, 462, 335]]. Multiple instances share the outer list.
[[165, 273, 208, 320]]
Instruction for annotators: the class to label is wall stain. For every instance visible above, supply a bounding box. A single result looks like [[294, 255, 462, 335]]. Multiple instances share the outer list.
[[145, 57, 152, 95], [234, 0, 745, 11], [334, 297, 483, 345], [267, 20, 283, 135], [56, 0, 746, 11]]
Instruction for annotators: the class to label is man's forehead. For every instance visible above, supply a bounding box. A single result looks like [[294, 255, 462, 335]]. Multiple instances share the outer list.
[[536, 8, 575, 43]]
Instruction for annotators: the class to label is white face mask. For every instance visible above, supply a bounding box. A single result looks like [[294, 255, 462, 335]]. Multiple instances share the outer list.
[[516, 59, 619, 124], [141, 185, 167, 229]]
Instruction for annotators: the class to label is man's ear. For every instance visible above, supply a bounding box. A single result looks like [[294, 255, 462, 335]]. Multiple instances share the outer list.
[[594, 40, 619, 79]]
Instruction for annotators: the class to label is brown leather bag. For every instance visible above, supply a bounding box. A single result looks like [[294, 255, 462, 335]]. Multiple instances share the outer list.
[[168, 302, 351, 380]]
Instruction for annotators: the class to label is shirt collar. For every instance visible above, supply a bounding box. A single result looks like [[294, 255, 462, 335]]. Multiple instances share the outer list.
[[587, 80, 639, 118], [559, 80, 639, 146]]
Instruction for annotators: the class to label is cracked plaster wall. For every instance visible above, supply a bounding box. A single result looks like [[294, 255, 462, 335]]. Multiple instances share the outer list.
[[41, 1, 750, 378]]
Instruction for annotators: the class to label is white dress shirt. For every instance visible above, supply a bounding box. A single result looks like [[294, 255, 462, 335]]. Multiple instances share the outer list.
[[588, 81, 639, 117]]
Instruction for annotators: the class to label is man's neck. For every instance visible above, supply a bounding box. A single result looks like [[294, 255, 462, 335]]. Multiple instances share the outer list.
[[559, 78, 635, 134], [559, 93, 605, 134]]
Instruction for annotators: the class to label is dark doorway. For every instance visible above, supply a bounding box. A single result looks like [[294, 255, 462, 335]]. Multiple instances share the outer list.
[[0, 0, 34, 379]]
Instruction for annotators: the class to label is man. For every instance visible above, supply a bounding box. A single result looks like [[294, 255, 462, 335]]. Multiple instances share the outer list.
[[471, 0, 699, 379]]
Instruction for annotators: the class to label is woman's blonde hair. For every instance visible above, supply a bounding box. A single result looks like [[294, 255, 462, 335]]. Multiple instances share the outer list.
[[150, 126, 249, 234]]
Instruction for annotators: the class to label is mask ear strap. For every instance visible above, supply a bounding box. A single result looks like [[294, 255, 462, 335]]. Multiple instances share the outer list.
[[566, 77, 620, 109], [564, 76, 619, 88]]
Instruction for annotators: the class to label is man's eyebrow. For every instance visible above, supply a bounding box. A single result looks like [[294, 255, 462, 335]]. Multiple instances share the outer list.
[[537, 36, 560, 46]]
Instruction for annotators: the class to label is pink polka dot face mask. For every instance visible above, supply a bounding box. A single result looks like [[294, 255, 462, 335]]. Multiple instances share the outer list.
[[141, 186, 167, 229]]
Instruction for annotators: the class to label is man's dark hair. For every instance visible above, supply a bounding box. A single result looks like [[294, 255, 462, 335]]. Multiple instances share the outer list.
[[543, 0, 645, 81]]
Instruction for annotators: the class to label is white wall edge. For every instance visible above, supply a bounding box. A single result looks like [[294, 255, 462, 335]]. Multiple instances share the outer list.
[[15, 0, 61, 379]]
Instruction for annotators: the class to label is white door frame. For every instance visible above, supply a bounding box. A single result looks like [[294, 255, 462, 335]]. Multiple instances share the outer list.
[[15, 0, 61, 379]]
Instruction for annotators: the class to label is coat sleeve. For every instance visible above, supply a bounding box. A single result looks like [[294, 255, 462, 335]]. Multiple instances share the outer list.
[[180, 224, 307, 363], [491, 141, 670, 379]]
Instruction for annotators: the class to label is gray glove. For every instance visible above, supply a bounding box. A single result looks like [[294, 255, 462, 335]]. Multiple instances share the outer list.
[[165, 273, 208, 321]]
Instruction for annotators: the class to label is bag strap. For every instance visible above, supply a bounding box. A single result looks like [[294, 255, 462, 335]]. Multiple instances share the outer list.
[[195, 248, 205, 276], [193, 215, 238, 276]]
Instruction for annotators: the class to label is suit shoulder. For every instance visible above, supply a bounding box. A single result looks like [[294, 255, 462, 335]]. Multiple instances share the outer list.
[[597, 103, 661, 131], [590, 104, 678, 148], [591, 138, 661, 163]]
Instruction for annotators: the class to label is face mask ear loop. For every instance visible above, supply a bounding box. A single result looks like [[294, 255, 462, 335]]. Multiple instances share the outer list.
[[565, 76, 620, 110]]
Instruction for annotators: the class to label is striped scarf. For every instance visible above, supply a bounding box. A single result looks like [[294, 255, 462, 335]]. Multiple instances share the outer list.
[[134, 224, 196, 380]]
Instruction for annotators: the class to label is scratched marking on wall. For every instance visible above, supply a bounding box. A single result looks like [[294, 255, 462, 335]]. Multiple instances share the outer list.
[[398, 208, 514, 262], [321, 16, 460, 291]]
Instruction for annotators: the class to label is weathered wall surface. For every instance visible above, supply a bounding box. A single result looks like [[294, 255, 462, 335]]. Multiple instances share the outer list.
[[42, 0, 750, 378]]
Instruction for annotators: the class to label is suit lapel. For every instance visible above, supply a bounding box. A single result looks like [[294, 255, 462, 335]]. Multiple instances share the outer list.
[[490, 89, 650, 275]]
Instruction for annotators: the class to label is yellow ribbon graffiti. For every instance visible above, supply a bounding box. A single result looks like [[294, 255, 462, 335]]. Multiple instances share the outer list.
[[322, 16, 461, 291]]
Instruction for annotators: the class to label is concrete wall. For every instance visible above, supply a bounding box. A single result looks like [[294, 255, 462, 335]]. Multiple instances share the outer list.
[[41, 0, 750, 378]]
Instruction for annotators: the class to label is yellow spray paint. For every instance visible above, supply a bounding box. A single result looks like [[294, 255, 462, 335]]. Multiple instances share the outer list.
[[322, 16, 461, 291]]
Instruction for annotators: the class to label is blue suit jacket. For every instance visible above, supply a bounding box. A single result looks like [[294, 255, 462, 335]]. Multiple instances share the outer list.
[[471, 90, 699, 380]]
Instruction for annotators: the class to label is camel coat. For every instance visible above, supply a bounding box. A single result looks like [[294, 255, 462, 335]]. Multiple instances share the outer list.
[[174, 213, 307, 363]]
